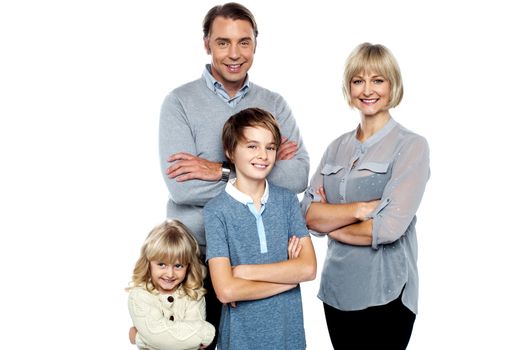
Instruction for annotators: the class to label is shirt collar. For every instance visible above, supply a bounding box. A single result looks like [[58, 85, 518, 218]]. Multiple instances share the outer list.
[[353, 117, 398, 148], [202, 64, 250, 104], [225, 178, 269, 205]]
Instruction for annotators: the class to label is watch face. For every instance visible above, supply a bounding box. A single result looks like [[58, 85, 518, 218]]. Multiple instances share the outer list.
[[221, 166, 230, 182]]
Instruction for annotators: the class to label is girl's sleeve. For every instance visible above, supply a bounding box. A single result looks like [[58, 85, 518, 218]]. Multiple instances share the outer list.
[[368, 136, 430, 249], [128, 288, 215, 350]]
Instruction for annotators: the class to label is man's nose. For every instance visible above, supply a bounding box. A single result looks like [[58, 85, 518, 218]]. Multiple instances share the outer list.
[[228, 44, 240, 59]]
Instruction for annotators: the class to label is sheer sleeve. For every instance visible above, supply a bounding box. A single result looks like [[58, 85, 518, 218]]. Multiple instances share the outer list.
[[368, 135, 430, 249], [300, 148, 329, 237]]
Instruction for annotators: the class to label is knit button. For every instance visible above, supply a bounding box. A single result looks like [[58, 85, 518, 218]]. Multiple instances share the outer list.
[[167, 296, 174, 303], [169, 315, 174, 321]]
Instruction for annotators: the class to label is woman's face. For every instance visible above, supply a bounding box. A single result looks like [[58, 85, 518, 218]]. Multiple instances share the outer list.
[[350, 71, 391, 118]]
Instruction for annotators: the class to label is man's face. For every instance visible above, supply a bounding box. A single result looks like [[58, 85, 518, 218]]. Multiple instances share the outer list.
[[205, 16, 256, 96]]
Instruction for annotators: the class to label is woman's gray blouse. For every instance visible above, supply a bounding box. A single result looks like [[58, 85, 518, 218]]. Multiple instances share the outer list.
[[301, 118, 430, 314]]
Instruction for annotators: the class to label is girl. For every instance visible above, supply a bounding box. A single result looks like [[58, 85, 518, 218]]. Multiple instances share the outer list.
[[127, 219, 215, 350]]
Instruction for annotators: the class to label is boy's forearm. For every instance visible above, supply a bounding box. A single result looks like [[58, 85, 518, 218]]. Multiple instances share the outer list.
[[209, 257, 298, 304], [233, 239, 316, 284], [215, 277, 297, 303]]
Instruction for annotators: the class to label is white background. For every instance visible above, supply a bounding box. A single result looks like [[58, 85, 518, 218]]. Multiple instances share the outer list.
[[1, 0, 525, 348]]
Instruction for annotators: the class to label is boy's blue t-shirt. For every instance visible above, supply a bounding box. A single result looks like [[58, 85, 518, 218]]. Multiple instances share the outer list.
[[204, 182, 308, 350]]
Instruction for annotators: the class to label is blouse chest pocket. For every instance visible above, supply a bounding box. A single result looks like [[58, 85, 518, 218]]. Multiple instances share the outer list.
[[356, 162, 390, 174], [320, 164, 346, 203], [353, 161, 391, 199], [321, 163, 345, 176]]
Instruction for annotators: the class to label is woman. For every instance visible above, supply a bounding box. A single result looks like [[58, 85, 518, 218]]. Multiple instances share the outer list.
[[301, 43, 430, 350]]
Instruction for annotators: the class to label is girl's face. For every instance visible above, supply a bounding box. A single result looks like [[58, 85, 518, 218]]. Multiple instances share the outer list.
[[350, 71, 391, 118], [229, 126, 277, 185], [149, 260, 188, 294]]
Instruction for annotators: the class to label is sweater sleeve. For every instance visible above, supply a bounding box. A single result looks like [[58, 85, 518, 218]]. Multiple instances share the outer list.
[[128, 288, 216, 350], [267, 95, 310, 194], [159, 92, 227, 207]]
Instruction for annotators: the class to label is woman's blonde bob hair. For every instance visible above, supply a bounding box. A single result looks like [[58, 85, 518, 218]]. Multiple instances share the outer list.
[[128, 219, 207, 300], [342, 42, 403, 109]]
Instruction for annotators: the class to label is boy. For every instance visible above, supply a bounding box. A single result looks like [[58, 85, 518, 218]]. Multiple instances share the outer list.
[[203, 107, 316, 350]]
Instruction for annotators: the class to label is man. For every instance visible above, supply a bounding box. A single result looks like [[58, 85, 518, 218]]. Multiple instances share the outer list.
[[159, 3, 309, 348]]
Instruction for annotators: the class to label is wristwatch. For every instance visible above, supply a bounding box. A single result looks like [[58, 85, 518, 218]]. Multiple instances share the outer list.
[[220, 161, 231, 182]]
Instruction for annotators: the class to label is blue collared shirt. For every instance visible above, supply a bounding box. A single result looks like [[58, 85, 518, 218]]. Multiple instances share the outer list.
[[225, 179, 269, 253], [202, 64, 250, 108]]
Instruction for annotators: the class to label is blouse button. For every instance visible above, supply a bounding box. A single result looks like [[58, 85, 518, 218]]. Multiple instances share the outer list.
[[167, 296, 174, 303], [169, 315, 174, 321]]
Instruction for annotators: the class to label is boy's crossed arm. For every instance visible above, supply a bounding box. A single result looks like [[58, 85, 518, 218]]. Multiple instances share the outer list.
[[233, 236, 316, 284], [208, 236, 316, 304]]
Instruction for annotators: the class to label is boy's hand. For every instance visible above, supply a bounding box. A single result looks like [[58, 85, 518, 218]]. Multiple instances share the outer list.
[[288, 236, 302, 259]]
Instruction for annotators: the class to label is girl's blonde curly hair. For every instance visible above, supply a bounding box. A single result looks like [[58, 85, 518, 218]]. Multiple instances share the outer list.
[[128, 219, 206, 300]]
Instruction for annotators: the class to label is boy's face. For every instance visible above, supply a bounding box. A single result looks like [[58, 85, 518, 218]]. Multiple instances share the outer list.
[[230, 126, 277, 184]]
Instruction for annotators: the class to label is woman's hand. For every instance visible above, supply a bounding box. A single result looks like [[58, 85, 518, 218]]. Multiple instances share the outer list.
[[316, 186, 328, 203], [356, 200, 380, 221]]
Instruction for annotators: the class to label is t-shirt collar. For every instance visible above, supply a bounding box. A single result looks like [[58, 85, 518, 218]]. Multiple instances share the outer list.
[[225, 178, 269, 205]]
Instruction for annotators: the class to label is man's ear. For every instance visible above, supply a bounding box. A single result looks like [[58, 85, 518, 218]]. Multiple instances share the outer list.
[[204, 38, 211, 54]]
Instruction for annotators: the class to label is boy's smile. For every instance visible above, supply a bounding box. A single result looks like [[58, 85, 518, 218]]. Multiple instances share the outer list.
[[230, 126, 277, 185]]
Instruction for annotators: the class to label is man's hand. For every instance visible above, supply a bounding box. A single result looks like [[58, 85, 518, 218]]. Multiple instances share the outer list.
[[129, 326, 137, 345], [277, 137, 298, 161], [166, 152, 222, 182]]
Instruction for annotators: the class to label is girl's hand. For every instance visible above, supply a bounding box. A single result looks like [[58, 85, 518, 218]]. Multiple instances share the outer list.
[[129, 326, 137, 344], [288, 236, 302, 259]]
